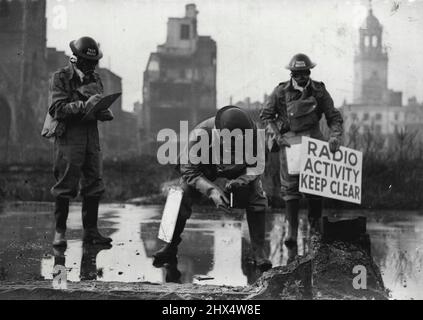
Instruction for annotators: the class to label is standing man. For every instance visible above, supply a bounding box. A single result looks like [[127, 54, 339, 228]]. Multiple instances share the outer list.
[[49, 36, 114, 247], [260, 53, 343, 247], [153, 106, 272, 272]]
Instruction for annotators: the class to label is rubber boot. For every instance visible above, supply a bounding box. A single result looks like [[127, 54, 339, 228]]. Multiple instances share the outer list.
[[53, 197, 69, 247], [284, 199, 299, 248], [308, 198, 322, 235], [82, 197, 112, 245], [153, 216, 187, 267], [246, 211, 272, 272]]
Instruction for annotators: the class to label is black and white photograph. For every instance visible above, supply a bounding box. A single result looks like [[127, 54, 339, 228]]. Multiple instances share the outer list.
[[1, 0, 423, 306]]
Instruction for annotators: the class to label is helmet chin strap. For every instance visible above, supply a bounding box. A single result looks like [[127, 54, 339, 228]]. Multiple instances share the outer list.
[[69, 55, 86, 81]]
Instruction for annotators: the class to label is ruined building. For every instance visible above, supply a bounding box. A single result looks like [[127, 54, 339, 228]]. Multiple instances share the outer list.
[[97, 68, 138, 159], [0, 0, 49, 163], [141, 4, 217, 154]]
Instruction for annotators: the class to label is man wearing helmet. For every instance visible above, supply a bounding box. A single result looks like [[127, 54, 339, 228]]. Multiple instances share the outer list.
[[260, 53, 343, 248], [153, 106, 272, 272], [48, 36, 114, 247]]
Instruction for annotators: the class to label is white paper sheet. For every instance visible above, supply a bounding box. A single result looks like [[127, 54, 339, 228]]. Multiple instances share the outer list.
[[286, 143, 302, 175], [158, 186, 184, 243]]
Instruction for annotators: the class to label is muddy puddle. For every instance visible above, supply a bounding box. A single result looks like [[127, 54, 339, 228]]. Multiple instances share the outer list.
[[0, 203, 422, 299]]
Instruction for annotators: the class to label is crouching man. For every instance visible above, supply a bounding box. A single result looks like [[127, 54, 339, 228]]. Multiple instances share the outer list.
[[48, 36, 114, 247], [153, 106, 272, 271]]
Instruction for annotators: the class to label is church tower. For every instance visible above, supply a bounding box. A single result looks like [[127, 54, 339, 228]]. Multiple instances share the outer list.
[[353, 1, 389, 106]]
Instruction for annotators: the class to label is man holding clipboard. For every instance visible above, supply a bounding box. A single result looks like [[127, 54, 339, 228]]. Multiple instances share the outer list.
[[46, 36, 119, 247], [261, 53, 343, 248]]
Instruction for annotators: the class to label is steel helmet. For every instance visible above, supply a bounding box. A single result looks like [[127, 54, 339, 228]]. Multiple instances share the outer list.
[[69, 36, 103, 61], [285, 53, 316, 71], [215, 106, 254, 131]]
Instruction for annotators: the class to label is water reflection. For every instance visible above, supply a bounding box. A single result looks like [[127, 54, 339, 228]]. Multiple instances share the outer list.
[[367, 216, 423, 300], [0, 204, 423, 299], [38, 208, 312, 286]]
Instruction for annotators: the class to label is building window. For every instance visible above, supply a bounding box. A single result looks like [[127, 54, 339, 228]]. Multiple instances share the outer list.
[[180, 24, 190, 40], [394, 113, 399, 121], [375, 125, 382, 134], [375, 113, 382, 120], [372, 35, 378, 47], [363, 113, 369, 121], [364, 36, 370, 47]]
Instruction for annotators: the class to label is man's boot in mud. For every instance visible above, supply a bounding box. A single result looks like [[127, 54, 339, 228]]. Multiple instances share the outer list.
[[284, 199, 299, 248], [308, 198, 323, 236], [246, 211, 272, 272], [153, 217, 186, 268], [53, 197, 69, 247], [82, 197, 112, 245]]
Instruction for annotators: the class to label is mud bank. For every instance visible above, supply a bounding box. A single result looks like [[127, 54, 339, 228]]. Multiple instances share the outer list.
[[0, 232, 388, 300]]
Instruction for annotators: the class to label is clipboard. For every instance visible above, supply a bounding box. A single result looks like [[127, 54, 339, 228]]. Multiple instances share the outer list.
[[81, 92, 121, 122], [158, 186, 184, 243]]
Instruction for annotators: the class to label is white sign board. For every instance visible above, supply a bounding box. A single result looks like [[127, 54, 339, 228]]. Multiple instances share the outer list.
[[158, 186, 184, 243], [299, 137, 362, 204]]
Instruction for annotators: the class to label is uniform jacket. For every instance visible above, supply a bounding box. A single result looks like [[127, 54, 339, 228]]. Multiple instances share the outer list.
[[179, 117, 261, 194], [48, 63, 104, 145], [260, 79, 343, 148]]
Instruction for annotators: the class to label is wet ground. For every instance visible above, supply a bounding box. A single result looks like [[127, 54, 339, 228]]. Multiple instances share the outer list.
[[0, 202, 422, 300]]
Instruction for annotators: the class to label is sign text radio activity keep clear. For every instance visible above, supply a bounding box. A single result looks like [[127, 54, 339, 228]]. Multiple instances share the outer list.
[[299, 137, 362, 204]]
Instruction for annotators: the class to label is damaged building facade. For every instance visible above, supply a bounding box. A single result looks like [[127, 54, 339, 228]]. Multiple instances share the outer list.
[[141, 4, 217, 154], [0, 0, 138, 163]]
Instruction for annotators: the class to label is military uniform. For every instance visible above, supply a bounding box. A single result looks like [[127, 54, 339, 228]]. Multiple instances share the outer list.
[[47, 36, 113, 247], [261, 79, 343, 201], [48, 62, 114, 236], [178, 117, 267, 220], [49, 63, 106, 201], [154, 108, 271, 271]]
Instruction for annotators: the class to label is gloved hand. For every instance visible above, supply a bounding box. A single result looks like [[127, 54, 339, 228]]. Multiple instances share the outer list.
[[328, 137, 341, 153], [82, 94, 103, 122], [77, 83, 103, 98], [208, 188, 230, 213], [276, 135, 291, 148], [86, 94, 103, 107], [96, 109, 114, 122]]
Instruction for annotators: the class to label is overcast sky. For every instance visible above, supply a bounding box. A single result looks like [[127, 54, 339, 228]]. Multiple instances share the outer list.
[[46, 0, 423, 111]]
